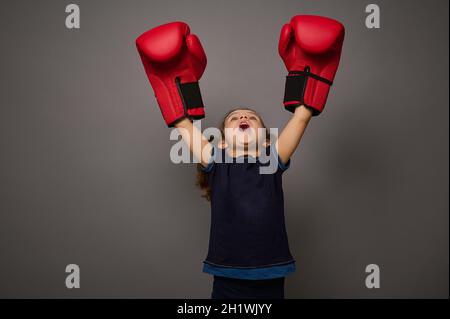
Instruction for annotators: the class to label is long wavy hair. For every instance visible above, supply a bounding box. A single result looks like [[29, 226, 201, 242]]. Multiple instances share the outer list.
[[196, 107, 270, 201]]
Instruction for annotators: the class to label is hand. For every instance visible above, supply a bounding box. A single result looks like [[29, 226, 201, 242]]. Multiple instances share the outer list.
[[279, 15, 345, 115], [136, 22, 207, 127]]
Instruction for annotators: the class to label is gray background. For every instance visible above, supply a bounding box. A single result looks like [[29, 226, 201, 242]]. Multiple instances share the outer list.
[[0, 0, 448, 298]]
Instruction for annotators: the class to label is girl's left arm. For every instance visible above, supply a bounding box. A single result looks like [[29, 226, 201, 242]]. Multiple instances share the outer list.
[[276, 105, 313, 165]]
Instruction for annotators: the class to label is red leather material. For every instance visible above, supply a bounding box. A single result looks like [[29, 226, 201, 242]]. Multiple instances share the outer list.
[[136, 22, 206, 126], [187, 107, 205, 117], [279, 15, 345, 115]]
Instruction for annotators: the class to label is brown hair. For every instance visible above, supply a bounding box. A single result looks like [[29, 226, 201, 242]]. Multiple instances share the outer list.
[[196, 107, 270, 201]]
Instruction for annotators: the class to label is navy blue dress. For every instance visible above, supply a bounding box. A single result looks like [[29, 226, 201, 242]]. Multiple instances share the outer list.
[[202, 144, 296, 284]]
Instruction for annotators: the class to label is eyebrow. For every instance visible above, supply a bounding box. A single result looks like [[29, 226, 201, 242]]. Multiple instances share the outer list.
[[226, 110, 258, 119]]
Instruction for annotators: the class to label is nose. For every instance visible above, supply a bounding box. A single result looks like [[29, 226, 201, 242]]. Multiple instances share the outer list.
[[240, 115, 248, 119]]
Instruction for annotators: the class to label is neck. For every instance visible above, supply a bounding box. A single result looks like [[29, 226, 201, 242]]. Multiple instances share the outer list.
[[227, 145, 261, 158]]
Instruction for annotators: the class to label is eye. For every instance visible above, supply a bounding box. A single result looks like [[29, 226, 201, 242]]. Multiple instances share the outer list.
[[249, 116, 257, 121], [229, 116, 238, 121]]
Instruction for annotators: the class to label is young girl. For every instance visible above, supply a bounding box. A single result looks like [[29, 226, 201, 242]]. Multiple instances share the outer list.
[[175, 106, 313, 299], [136, 16, 343, 299]]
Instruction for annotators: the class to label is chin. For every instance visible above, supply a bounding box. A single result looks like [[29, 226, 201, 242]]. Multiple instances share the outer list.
[[236, 135, 255, 146], [226, 128, 260, 150]]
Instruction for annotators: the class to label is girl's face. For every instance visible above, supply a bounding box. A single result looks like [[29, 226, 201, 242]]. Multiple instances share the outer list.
[[223, 109, 265, 150]]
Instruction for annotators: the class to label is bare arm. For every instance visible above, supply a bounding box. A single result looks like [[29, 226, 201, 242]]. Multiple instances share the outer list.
[[174, 118, 213, 168], [276, 106, 313, 164]]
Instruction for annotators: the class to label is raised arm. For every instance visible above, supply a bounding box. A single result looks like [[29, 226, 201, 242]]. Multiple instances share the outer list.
[[136, 22, 211, 166], [276, 106, 312, 164], [276, 15, 345, 164], [175, 119, 213, 168]]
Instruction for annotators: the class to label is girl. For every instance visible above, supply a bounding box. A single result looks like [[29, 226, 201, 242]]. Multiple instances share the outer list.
[[175, 105, 313, 299], [136, 17, 344, 299]]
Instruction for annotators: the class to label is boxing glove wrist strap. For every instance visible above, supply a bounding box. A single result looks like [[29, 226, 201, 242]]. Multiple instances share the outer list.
[[283, 68, 332, 113], [175, 78, 205, 115]]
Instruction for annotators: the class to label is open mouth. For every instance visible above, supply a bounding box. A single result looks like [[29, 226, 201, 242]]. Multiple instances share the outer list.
[[239, 122, 250, 131]]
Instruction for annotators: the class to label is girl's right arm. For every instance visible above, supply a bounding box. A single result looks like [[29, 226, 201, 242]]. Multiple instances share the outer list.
[[174, 118, 213, 168]]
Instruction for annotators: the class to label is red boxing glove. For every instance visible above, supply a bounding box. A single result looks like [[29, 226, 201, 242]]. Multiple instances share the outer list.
[[136, 22, 207, 127], [279, 15, 345, 115]]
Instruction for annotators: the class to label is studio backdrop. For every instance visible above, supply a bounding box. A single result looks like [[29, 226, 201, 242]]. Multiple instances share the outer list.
[[0, 0, 448, 298]]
